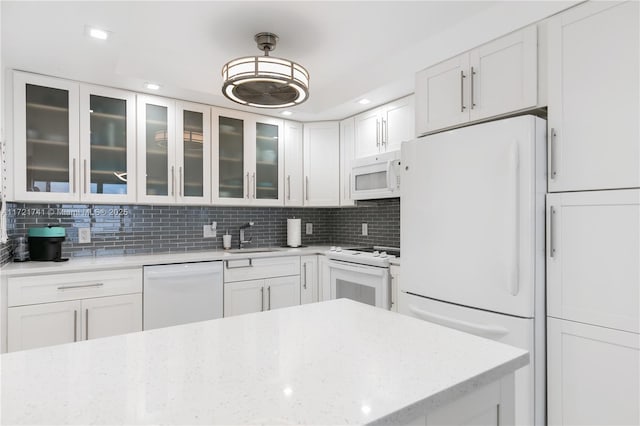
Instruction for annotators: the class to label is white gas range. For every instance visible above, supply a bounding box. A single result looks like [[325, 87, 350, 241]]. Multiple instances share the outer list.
[[325, 246, 400, 309]]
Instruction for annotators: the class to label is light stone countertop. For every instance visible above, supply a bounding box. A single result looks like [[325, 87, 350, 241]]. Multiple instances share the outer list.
[[0, 245, 336, 277], [0, 299, 528, 425]]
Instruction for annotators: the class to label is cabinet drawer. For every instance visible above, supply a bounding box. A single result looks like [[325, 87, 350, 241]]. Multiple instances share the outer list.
[[8, 268, 143, 307], [223, 256, 300, 283]]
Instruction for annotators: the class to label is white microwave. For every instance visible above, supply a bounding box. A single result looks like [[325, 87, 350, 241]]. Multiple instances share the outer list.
[[351, 151, 401, 200]]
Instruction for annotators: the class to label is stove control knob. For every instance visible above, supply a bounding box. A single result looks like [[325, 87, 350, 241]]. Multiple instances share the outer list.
[[330, 246, 336, 252], [373, 251, 380, 257], [336, 247, 342, 252], [380, 251, 388, 258]]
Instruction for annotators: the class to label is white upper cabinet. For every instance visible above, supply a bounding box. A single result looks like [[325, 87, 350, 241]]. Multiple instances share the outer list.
[[137, 95, 176, 204], [80, 85, 136, 203], [547, 1, 639, 192], [339, 117, 355, 206], [212, 108, 284, 206], [354, 95, 414, 159], [384, 96, 415, 152], [469, 26, 537, 122], [416, 26, 537, 135], [13, 72, 80, 202], [137, 96, 211, 205], [283, 120, 303, 207], [303, 122, 340, 206], [175, 101, 211, 204], [547, 189, 640, 333], [415, 54, 470, 135]]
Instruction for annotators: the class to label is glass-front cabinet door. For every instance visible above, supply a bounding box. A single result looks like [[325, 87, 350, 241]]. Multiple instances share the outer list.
[[213, 108, 249, 205], [176, 101, 211, 204], [254, 118, 283, 205], [79, 85, 136, 203], [13, 72, 80, 201], [137, 95, 176, 204]]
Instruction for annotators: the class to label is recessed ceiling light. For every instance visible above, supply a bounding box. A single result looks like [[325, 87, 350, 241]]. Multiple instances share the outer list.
[[144, 82, 160, 91], [358, 99, 371, 105], [88, 27, 109, 40], [281, 111, 293, 116]]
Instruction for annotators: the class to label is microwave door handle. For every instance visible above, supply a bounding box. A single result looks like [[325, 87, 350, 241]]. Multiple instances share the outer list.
[[386, 160, 394, 191]]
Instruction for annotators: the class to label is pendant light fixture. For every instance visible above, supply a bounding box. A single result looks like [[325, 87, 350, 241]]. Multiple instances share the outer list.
[[221, 32, 309, 108]]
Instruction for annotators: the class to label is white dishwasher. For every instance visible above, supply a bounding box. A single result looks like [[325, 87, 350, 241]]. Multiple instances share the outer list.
[[143, 261, 223, 330]]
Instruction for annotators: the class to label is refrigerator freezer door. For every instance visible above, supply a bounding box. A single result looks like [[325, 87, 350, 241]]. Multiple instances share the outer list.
[[399, 291, 541, 426], [401, 115, 542, 318]]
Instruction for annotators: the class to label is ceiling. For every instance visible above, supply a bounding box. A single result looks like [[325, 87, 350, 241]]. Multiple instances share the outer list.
[[1, 1, 576, 122]]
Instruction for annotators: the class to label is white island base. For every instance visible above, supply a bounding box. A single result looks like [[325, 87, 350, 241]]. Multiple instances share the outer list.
[[1, 299, 527, 425]]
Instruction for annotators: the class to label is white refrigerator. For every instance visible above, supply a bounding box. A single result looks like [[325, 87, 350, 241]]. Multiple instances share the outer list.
[[399, 115, 547, 426]]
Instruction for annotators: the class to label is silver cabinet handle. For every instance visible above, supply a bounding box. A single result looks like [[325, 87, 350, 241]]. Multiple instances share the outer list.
[[550, 128, 558, 180], [267, 285, 271, 310], [85, 308, 89, 340], [225, 259, 253, 269], [470, 66, 476, 109], [460, 70, 466, 112], [73, 310, 78, 342], [72, 158, 77, 193], [376, 119, 380, 147], [171, 166, 175, 196], [390, 274, 394, 309], [246, 172, 250, 199], [550, 206, 557, 258], [179, 166, 183, 197], [260, 287, 264, 312], [83, 159, 88, 193], [303, 262, 307, 289], [287, 175, 291, 200], [58, 283, 104, 290], [305, 176, 309, 201], [252, 172, 256, 199], [384, 118, 388, 148]]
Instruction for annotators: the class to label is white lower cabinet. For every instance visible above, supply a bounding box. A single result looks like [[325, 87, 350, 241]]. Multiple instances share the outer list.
[[223, 256, 302, 317], [223, 279, 264, 317], [267, 276, 301, 310], [6, 268, 143, 352], [8, 300, 80, 351], [8, 294, 142, 352], [82, 294, 142, 340], [224, 277, 300, 316], [318, 255, 331, 302], [547, 317, 640, 426], [300, 255, 318, 304]]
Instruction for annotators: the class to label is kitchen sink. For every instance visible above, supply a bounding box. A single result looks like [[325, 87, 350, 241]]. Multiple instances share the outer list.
[[226, 248, 281, 253]]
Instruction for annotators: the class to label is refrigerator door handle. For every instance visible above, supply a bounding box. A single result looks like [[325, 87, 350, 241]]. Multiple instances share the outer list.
[[408, 305, 510, 339], [508, 143, 520, 296]]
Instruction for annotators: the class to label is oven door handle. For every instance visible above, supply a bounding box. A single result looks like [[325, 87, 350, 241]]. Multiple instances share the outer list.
[[328, 260, 387, 276]]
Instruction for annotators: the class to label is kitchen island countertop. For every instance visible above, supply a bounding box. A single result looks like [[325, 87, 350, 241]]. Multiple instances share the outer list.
[[1, 299, 527, 425]]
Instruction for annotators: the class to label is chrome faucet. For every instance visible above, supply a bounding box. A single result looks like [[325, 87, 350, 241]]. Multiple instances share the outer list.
[[239, 222, 254, 249]]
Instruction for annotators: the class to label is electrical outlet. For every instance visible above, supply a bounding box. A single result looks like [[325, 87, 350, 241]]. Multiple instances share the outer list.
[[306, 223, 313, 235], [78, 228, 91, 244], [362, 223, 368, 236], [203, 224, 217, 238]]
